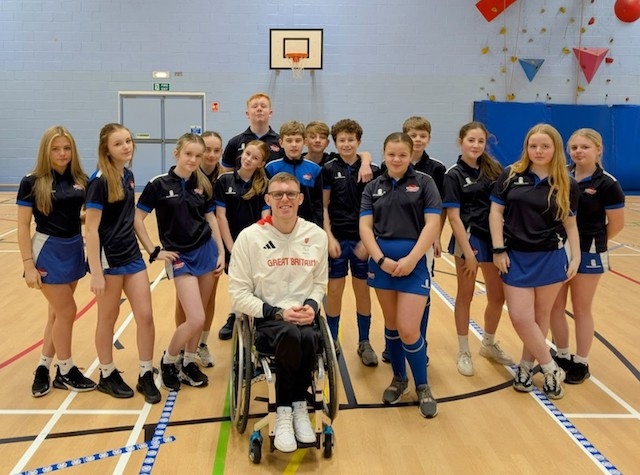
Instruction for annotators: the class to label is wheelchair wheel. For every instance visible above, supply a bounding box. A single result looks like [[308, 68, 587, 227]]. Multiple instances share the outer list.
[[318, 315, 339, 421], [323, 427, 334, 459], [249, 433, 262, 464], [230, 317, 252, 433]]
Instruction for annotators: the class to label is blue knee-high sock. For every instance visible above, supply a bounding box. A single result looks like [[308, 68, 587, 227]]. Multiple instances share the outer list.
[[327, 315, 340, 341], [403, 337, 428, 387], [385, 328, 406, 378], [356, 313, 371, 342]]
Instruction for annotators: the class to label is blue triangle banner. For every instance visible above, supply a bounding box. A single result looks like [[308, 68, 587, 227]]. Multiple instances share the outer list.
[[518, 58, 545, 81]]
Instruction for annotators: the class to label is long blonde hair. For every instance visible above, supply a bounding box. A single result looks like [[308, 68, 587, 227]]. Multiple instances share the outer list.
[[506, 123, 571, 220], [174, 133, 213, 199], [242, 140, 269, 200], [32, 125, 87, 215], [568, 128, 603, 167], [97, 123, 136, 203]]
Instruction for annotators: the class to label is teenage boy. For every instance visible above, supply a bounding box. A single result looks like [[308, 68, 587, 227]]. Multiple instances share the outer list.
[[265, 121, 323, 227], [381, 116, 447, 365], [323, 119, 381, 366], [221, 92, 283, 172]]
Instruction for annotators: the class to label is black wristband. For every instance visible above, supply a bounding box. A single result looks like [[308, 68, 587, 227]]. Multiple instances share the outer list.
[[491, 246, 508, 254], [377, 256, 386, 266], [149, 246, 161, 263]]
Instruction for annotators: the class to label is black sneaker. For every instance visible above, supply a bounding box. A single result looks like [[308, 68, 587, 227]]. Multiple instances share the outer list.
[[136, 370, 161, 404], [381, 349, 391, 364], [179, 362, 209, 387], [97, 370, 134, 398], [553, 354, 574, 375], [566, 361, 590, 384], [32, 365, 51, 397], [53, 366, 97, 392], [218, 313, 235, 340], [160, 354, 181, 391]]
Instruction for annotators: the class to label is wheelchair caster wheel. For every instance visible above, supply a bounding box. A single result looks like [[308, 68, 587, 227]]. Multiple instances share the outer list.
[[323, 429, 334, 459], [249, 437, 262, 464]]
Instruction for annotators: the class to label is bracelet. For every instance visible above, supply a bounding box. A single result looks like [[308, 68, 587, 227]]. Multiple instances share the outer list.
[[23, 257, 33, 262], [377, 256, 386, 266], [491, 246, 508, 254], [148, 246, 161, 263]]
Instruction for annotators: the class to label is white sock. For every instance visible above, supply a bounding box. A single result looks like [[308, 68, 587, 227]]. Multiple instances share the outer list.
[[458, 335, 470, 353], [100, 362, 116, 378], [58, 358, 74, 376], [520, 360, 535, 371], [139, 360, 153, 377], [540, 361, 557, 374], [183, 352, 197, 366], [199, 331, 210, 346], [574, 355, 588, 365], [163, 352, 178, 365], [556, 348, 571, 359], [482, 332, 495, 347], [38, 355, 54, 369]]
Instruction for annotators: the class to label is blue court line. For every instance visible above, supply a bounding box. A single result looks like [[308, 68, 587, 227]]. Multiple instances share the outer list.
[[139, 391, 179, 474], [15, 436, 175, 475], [431, 280, 620, 474]]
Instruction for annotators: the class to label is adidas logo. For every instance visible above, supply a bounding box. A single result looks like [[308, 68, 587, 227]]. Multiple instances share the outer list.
[[263, 241, 276, 249]]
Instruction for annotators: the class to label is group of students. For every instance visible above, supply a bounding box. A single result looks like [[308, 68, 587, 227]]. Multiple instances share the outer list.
[[18, 91, 625, 452]]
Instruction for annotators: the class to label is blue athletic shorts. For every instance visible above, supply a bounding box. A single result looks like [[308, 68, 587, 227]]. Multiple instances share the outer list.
[[367, 238, 430, 296], [329, 239, 368, 280], [578, 250, 608, 274], [103, 258, 146, 276], [32, 232, 85, 284], [166, 239, 218, 279], [501, 247, 568, 287], [447, 234, 493, 263]]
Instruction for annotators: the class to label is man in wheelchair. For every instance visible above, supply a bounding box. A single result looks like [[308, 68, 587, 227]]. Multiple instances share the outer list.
[[228, 172, 329, 453]]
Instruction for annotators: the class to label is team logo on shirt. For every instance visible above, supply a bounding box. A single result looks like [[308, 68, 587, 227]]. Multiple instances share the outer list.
[[335, 172, 345, 179], [463, 177, 475, 187], [73, 183, 85, 190], [373, 188, 385, 197], [263, 241, 276, 249], [270, 144, 281, 153], [405, 185, 420, 192], [129, 180, 135, 189], [225, 187, 237, 195], [303, 173, 312, 181], [194, 188, 203, 195], [514, 177, 528, 186], [584, 188, 597, 195]]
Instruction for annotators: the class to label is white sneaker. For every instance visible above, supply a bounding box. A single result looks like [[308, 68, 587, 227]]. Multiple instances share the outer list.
[[274, 407, 297, 452], [197, 343, 215, 368], [479, 341, 514, 366], [292, 401, 316, 443], [457, 351, 474, 376]]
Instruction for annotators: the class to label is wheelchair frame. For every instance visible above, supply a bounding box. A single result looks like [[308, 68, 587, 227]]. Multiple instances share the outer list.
[[229, 313, 339, 463]]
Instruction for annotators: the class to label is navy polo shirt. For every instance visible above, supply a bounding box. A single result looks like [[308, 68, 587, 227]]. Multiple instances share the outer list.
[[443, 157, 501, 241], [221, 127, 282, 169], [382, 152, 446, 198], [214, 171, 269, 241], [360, 168, 442, 241], [137, 167, 214, 252], [86, 168, 142, 267], [491, 166, 580, 252], [265, 156, 324, 227], [322, 155, 381, 240], [571, 165, 625, 253], [17, 168, 85, 238]]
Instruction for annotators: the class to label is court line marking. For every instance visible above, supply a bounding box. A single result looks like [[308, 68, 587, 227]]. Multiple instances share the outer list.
[[11, 269, 167, 475], [435, 254, 624, 474]]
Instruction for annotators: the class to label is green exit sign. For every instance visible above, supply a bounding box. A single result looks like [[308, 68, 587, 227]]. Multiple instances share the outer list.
[[153, 83, 171, 91]]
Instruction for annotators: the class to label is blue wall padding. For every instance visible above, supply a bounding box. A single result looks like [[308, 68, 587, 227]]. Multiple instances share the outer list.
[[473, 101, 639, 193]]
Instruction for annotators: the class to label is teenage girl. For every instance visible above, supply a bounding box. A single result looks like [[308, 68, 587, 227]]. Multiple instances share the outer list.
[[214, 140, 270, 334], [550, 129, 625, 384], [134, 133, 225, 391], [85, 123, 160, 404], [174, 131, 223, 367], [359, 132, 441, 418], [18, 125, 96, 397], [489, 123, 580, 400], [443, 121, 514, 376]]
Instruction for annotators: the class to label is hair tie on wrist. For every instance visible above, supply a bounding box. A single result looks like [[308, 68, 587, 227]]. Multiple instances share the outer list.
[[492, 246, 508, 254], [377, 256, 386, 266], [149, 246, 161, 263]]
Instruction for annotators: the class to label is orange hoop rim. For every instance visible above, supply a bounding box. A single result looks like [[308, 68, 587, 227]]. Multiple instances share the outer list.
[[285, 52, 308, 63]]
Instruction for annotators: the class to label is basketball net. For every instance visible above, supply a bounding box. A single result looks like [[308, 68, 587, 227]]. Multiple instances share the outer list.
[[285, 53, 307, 79]]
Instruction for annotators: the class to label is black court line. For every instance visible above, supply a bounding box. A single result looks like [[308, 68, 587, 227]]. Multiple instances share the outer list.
[[336, 350, 358, 407]]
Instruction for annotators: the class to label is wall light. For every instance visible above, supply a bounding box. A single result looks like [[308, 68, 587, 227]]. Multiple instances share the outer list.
[[152, 71, 170, 79]]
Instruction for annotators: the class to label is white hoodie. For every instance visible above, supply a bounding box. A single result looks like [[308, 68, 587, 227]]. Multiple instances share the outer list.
[[229, 215, 328, 318]]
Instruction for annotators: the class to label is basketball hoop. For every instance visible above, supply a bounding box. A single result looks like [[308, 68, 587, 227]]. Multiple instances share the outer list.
[[285, 52, 308, 79]]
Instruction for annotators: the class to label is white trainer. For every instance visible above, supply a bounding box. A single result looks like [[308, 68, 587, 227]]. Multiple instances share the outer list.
[[479, 341, 514, 366], [292, 401, 316, 443], [274, 406, 297, 452], [457, 351, 474, 376], [197, 343, 215, 368]]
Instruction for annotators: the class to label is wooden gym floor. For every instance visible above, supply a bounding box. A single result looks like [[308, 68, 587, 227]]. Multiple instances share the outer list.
[[0, 192, 638, 474]]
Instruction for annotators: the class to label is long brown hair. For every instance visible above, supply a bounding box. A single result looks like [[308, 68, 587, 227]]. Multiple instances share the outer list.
[[97, 123, 136, 203], [506, 123, 571, 220], [242, 140, 269, 200], [174, 133, 213, 199], [32, 125, 87, 215], [458, 121, 503, 182]]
